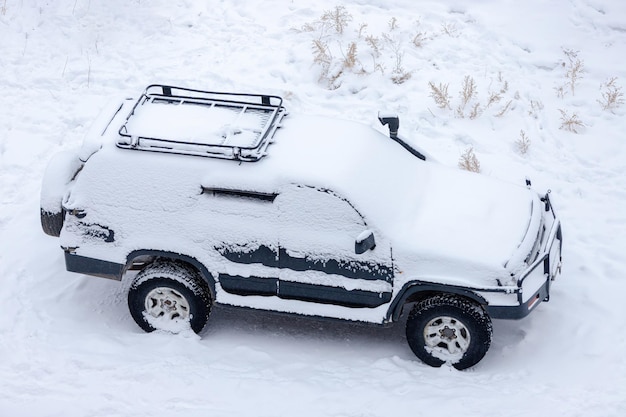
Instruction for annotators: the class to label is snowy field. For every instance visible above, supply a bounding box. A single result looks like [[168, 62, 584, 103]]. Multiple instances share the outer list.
[[1, 0, 625, 415]]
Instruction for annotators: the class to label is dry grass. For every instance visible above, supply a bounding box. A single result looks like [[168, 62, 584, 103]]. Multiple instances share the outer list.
[[412, 31, 427, 47], [388, 17, 399, 31], [515, 130, 531, 155], [357, 22, 368, 38], [558, 109, 584, 133], [556, 49, 584, 98], [320, 6, 352, 34], [1, 0, 7, 15], [598, 77, 624, 112], [554, 84, 567, 99], [342, 42, 358, 69], [458, 147, 481, 173], [469, 103, 481, 119], [365, 35, 381, 58], [460, 75, 477, 107], [412, 19, 428, 47], [486, 91, 502, 108], [429, 82, 451, 109], [302, 7, 436, 87], [312, 39, 332, 76], [565, 51, 584, 95], [441, 22, 458, 37], [528, 99, 543, 119], [495, 100, 512, 117], [456, 75, 477, 117], [391, 51, 411, 84]]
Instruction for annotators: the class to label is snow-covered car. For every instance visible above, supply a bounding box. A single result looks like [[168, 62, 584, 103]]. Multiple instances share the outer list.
[[41, 85, 563, 370]]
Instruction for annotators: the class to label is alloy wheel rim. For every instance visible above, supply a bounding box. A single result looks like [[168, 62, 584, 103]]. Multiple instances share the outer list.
[[144, 287, 190, 321], [423, 316, 471, 359]]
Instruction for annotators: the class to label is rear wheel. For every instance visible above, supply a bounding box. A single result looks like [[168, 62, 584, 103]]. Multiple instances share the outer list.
[[406, 294, 492, 370], [128, 261, 212, 334]]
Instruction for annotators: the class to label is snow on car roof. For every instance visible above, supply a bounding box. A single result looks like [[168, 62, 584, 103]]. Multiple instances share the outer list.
[[86, 104, 533, 282]]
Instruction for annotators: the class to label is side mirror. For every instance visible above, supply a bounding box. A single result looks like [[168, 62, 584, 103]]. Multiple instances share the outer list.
[[355, 230, 376, 254]]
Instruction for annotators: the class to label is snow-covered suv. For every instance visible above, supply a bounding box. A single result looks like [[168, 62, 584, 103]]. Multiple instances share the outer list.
[[41, 85, 563, 369]]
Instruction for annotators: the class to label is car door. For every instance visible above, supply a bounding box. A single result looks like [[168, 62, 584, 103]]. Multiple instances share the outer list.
[[200, 186, 279, 297], [275, 185, 393, 308]]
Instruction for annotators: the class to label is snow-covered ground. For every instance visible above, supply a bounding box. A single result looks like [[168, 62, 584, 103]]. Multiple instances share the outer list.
[[1, 0, 625, 415]]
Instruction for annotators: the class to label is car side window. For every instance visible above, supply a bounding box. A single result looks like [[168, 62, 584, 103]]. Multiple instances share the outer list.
[[277, 185, 366, 255]]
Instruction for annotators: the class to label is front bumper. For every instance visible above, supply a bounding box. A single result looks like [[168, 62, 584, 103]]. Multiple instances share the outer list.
[[488, 193, 563, 319]]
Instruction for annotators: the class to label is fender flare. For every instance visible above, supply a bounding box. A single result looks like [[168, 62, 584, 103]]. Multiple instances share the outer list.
[[125, 250, 217, 299], [386, 281, 489, 323]]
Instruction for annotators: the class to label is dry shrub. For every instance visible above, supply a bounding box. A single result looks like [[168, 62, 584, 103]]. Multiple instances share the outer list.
[[598, 77, 624, 112], [558, 109, 584, 133], [460, 76, 477, 107], [528, 100, 543, 119], [321, 5, 352, 34], [441, 22, 458, 37], [469, 103, 481, 119], [556, 49, 584, 98], [412, 31, 427, 47], [429, 82, 451, 109], [357, 22, 368, 38], [342, 42, 358, 69], [365, 35, 381, 57], [312, 39, 332, 77], [458, 147, 481, 173], [495, 100, 512, 117], [391, 52, 411, 84], [515, 130, 531, 155], [388, 17, 398, 31], [486, 91, 502, 108], [456, 75, 477, 117], [304, 7, 418, 87]]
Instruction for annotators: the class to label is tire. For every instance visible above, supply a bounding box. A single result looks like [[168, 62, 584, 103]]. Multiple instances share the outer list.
[[405, 294, 492, 370], [128, 261, 212, 334], [41, 208, 65, 237]]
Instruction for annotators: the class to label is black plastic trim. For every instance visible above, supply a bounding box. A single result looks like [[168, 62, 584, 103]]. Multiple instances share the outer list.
[[202, 187, 278, 202], [386, 282, 493, 322], [219, 245, 278, 267], [219, 274, 277, 296], [218, 245, 392, 282], [65, 252, 124, 280], [279, 248, 393, 282], [278, 281, 391, 308], [125, 250, 217, 297]]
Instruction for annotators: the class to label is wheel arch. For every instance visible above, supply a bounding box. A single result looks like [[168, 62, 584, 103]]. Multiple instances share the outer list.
[[125, 249, 216, 299], [387, 281, 488, 323]]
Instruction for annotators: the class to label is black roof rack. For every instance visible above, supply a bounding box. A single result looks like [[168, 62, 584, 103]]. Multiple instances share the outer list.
[[117, 84, 286, 161]]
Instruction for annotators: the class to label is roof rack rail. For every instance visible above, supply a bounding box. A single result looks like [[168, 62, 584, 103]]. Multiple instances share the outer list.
[[117, 84, 287, 161]]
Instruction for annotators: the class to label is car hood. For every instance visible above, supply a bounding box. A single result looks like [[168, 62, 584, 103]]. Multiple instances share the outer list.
[[383, 165, 539, 286]]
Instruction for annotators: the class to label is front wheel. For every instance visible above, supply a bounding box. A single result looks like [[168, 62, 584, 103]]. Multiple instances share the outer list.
[[406, 294, 492, 370], [128, 261, 212, 334]]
